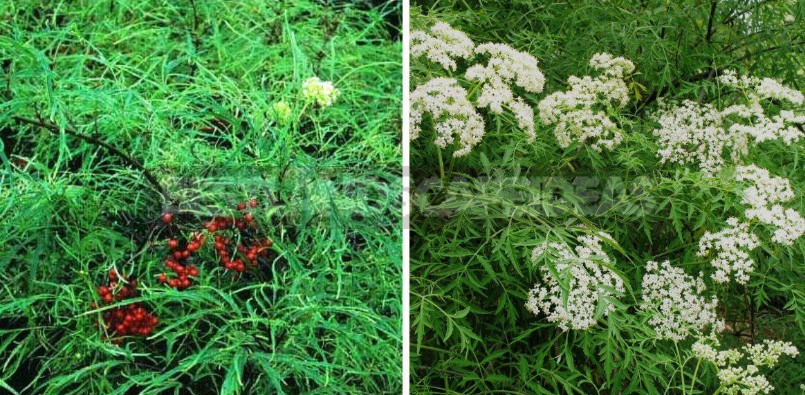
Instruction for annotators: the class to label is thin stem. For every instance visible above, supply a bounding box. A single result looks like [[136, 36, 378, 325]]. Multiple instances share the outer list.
[[296, 102, 309, 123], [675, 342, 687, 393], [688, 358, 702, 395], [436, 147, 445, 183]]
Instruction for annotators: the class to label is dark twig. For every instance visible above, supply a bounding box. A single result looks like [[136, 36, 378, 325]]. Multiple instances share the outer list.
[[12, 116, 171, 202], [705, 1, 718, 44]]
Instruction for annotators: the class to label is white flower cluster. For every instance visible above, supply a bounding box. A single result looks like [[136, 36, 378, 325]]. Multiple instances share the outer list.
[[525, 232, 624, 331], [640, 260, 723, 341], [697, 218, 760, 284], [537, 53, 634, 152], [411, 21, 474, 71], [465, 43, 544, 141], [735, 165, 795, 208], [745, 205, 805, 246], [508, 97, 537, 142], [653, 71, 805, 175], [693, 336, 799, 395], [722, 105, 805, 145], [736, 164, 805, 245], [652, 100, 749, 176], [410, 78, 485, 157], [718, 69, 805, 105], [410, 21, 545, 153], [301, 77, 340, 107]]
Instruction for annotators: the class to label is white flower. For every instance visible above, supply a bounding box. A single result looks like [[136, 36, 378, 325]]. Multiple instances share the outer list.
[[744, 205, 805, 246], [719, 69, 804, 105], [697, 218, 760, 284], [784, 14, 795, 22], [588, 52, 635, 79], [693, 336, 798, 395], [301, 77, 340, 107], [507, 97, 536, 142], [640, 260, 723, 341], [654, 71, 804, 176], [744, 339, 800, 368], [652, 100, 748, 176], [465, 42, 545, 113], [537, 53, 633, 152], [736, 164, 805, 245], [410, 78, 485, 157], [411, 21, 474, 71], [735, 165, 795, 208], [525, 232, 624, 331]]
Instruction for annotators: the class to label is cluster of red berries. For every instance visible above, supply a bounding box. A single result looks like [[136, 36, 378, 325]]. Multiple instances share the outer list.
[[93, 197, 275, 345], [158, 233, 204, 289], [208, 200, 272, 273], [94, 269, 158, 343]]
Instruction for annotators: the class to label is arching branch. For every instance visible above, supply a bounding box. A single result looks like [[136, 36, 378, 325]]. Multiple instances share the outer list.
[[12, 116, 172, 202]]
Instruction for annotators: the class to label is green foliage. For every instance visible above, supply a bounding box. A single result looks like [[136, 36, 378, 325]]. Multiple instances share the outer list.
[[411, 0, 805, 393], [0, 0, 401, 393]]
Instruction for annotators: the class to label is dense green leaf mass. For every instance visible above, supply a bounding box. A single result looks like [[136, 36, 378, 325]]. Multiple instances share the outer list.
[[411, 1, 805, 393], [0, 1, 401, 393]]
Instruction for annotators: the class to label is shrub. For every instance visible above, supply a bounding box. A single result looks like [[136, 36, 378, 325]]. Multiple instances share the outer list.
[[410, 1, 805, 393]]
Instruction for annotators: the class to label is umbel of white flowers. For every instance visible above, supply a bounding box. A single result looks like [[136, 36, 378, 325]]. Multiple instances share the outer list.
[[410, 78, 485, 157], [736, 164, 805, 246], [652, 70, 805, 176], [302, 77, 340, 107], [465, 43, 545, 141], [692, 335, 799, 395], [410, 21, 474, 72], [525, 231, 624, 331], [697, 164, 805, 284], [537, 52, 635, 152], [697, 217, 760, 284], [640, 260, 723, 341], [410, 21, 544, 156]]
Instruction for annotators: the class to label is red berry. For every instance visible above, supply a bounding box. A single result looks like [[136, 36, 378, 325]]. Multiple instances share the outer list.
[[244, 213, 254, 222], [109, 269, 117, 280], [150, 317, 158, 325], [117, 324, 127, 333], [98, 286, 109, 296], [157, 274, 167, 283], [236, 221, 246, 230], [169, 239, 179, 248], [102, 294, 113, 303], [162, 213, 173, 224], [237, 203, 247, 211], [173, 251, 183, 260], [249, 199, 257, 207], [188, 266, 198, 277], [181, 278, 190, 288], [187, 242, 199, 252], [169, 279, 179, 287], [182, 250, 190, 259]]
